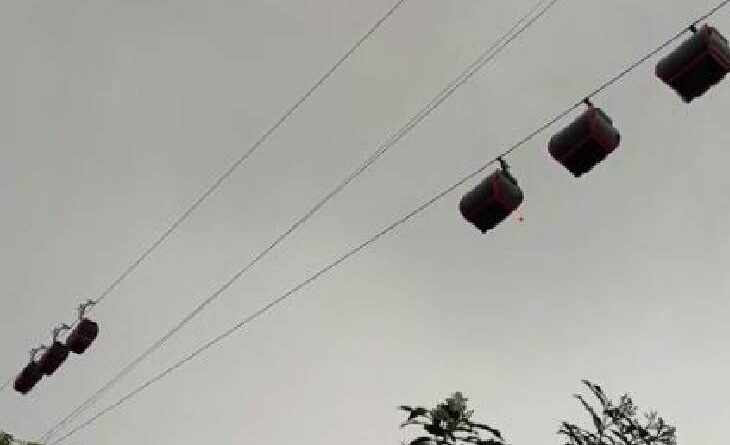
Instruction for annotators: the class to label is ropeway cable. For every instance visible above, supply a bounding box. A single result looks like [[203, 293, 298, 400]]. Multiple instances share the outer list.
[[42, 0, 565, 441], [46, 1, 730, 443], [89, 0, 409, 310], [0, 0, 406, 395], [39, 0, 561, 441]]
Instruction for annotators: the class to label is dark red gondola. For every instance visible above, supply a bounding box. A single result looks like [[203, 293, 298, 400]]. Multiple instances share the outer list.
[[460, 159, 523, 233], [656, 24, 730, 102], [66, 318, 99, 355], [548, 103, 620, 177], [37, 341, 70, 376], [13, 361, 43, 395]]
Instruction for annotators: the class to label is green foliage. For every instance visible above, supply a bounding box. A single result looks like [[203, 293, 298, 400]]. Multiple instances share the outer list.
[[0, 432, 13, 445], [558, 380, 677, 445], [0, 431, 41, 445], [399, 392, 505, 445]]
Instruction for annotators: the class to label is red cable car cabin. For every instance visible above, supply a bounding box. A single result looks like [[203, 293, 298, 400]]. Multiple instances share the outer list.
[[548, 106, 620, 177], [459, 165, 523, 233], [656, 24, 730, 102], [13, 361, 43, 395], [66, 318, 99, 354], [37, 341, 70, 376]]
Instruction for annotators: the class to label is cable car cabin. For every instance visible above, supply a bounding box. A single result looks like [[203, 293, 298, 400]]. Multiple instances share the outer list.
[[656, 24, 730, 102], [66, 318, 99, 354], [38, 341, 70, 376], [14, 362, 43, 395], [459, 168, 523, 233], [548, 106, 620, 177]]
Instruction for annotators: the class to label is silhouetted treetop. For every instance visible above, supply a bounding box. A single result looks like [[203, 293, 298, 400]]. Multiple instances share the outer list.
[[399, 392, 505, 445], [559, 380, 676, 445]]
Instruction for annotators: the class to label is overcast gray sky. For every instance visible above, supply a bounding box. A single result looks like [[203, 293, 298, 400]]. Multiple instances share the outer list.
[[1, 0, 729, 444]]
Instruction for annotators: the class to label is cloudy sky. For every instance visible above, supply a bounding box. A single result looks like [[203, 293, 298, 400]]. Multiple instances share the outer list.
[[1, 0, 729, 444]]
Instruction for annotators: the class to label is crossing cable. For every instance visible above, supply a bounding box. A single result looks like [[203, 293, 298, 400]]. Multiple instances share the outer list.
[[39, 0, 562, 441], [0, 0, 406, 395], [88, 0, 408, 309], [46, 1, 730, 443]]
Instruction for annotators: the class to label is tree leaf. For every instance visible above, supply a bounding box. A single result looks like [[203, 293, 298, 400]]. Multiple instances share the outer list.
[[467, 421, 503, 440], [582, 380, 610, 409], [409, 436, 435, 445], [574, 394, 603, 433]]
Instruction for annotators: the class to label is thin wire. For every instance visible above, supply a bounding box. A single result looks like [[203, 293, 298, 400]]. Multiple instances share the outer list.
[[92, 0, 409, 308], [34, 0, 406, 433], [39, 1, 560, 442], [1, 0, 406, 395], [47, 1, 730, 442]]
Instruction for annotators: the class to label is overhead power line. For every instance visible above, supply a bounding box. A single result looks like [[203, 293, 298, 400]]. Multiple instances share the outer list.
[[39, 0, 561, 441], [1, 0, 406, 395], [42, 0, 567, 442], [46, 1, 730, 443]]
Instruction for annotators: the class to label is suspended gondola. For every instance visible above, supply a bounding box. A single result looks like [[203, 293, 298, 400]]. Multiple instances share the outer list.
[[460, 158, 523, 233], [656, 24, 730, 102], [13, 349, 44, 395], [66, 318, 99, 355], [37, 325, 72, 375], [549, 100, 621, 177], [65, 300, 99, 355], [37, 342, 70, 376]]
